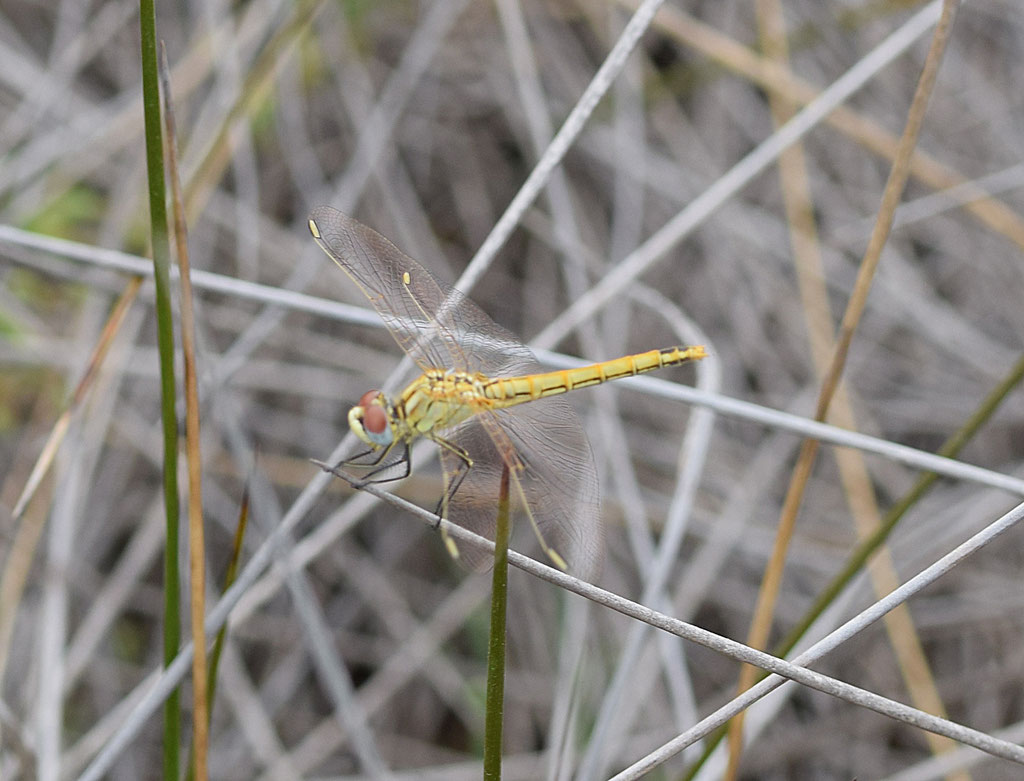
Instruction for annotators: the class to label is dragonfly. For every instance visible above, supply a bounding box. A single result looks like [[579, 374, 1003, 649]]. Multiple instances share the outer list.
[[309, 206, 706, 576]]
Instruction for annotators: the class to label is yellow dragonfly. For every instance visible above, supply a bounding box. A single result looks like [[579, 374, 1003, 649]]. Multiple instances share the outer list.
[[309, 206, 706, 576]]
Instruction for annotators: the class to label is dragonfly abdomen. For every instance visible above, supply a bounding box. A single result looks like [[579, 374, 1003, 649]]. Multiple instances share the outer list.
[[483, 345, 706, 408]]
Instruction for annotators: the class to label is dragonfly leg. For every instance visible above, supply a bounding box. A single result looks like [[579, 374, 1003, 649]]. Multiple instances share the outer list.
[[316, 441, 411, 488], [318, 447, 378, 481], [507, 461, 569, 572], [340, 441, 397, 470], [353, 441, 411, 487], [431, 437, 473, 558], [337, 447, 377, 468], [432, 438, 472, 519]]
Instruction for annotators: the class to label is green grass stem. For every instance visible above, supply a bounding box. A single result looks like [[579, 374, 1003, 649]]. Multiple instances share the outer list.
[[138, 1, 181, 777], [483, 465, 512, 780]]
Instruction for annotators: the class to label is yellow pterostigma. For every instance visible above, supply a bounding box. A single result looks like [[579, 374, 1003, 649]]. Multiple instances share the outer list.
[[309, 206, 706, 577]]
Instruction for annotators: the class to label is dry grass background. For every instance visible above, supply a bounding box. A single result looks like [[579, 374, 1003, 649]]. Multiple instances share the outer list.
[[2, 0, 1024, 779]]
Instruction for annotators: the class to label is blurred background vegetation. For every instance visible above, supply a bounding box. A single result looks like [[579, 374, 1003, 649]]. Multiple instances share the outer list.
[[2, 0, 1024, 778]]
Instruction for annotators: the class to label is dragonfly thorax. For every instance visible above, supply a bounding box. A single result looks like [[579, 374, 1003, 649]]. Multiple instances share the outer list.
[[349, 389, 395, 448]]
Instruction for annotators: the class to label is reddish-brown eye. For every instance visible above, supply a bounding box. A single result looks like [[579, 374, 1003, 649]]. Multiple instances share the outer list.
[[362, 404, 388, 434], [358, 389, 380, 408]]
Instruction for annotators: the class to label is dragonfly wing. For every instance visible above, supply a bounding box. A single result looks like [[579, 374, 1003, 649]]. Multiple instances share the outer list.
[[310, 207, 532, 377], [311, 207, 602, 575], [439, 400, 603, 579]]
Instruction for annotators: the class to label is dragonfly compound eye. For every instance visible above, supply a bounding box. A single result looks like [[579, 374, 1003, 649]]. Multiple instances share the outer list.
[[348, 390, 393, 448], [362, 404, 388, 436], [357, 389, 381, 408]]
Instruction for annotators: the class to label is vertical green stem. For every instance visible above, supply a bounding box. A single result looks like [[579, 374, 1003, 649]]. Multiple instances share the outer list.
[[138, 0, 180, 777], [483, 465, 511, 780]]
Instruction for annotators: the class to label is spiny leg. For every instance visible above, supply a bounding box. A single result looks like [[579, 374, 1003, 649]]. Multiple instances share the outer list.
[[318, 441, 410, 488], [354, 440, 411, 486], [433, 436, 473, 560], [434, 446, 472, 518], [336, 439, 399, 470], [321, 447, 377, 479], [509, 464, 568, 572]]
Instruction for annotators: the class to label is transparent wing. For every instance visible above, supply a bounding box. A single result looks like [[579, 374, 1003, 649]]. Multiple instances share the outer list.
[[439, 399, 603, 579], [309, 206, 534, 377]]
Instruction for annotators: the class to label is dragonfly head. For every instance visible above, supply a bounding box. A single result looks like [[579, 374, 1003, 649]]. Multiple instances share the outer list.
[[349, 390, 394, 449]]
